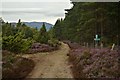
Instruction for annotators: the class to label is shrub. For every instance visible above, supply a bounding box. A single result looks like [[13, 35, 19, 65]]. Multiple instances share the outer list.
[[48, 38, 60, 47], [21, 38, 33, 53], [2, 32, 33, 53], [80, 50, 91, 60]]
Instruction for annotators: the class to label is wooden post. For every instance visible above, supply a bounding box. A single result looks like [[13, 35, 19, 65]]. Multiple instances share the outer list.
[[100, 42, 103, 49], [95, 41, 98, 48], [86, 43, 88, 48], [84, 42, 86, 47], [111, 43, 115, 51]]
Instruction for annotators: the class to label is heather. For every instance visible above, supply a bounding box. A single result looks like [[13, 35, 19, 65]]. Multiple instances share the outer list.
[[68, 42, 120, 78], [1, 1, 120, 79], [1, 19, 60, 79], [2, 50, 35, 78], [28, 43, 59, 54], [2, 20, 60, 54]]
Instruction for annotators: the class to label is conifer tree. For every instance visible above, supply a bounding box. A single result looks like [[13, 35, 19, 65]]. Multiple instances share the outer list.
[[38, 23, 48, 44]]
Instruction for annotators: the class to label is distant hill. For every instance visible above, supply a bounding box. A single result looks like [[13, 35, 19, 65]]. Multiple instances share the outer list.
[[11, 22, 53, 31]]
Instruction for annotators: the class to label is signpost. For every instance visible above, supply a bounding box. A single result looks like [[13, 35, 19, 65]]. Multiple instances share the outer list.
[[94, 34, 100, 48]]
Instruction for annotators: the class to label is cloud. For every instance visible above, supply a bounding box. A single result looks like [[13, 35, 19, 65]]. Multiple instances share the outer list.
[[45, 11, 64, 17], [1, 8, 45, 14], [2, 0, 70, 2], [1, 7, 65, 17], [1, 2, 73, 24]]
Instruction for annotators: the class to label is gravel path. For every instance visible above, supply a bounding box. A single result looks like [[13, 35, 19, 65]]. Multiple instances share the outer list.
[[22, 42, 73, 78]]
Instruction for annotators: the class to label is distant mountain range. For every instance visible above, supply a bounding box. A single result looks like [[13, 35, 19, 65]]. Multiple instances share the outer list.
[[11, 22, 53, 31]]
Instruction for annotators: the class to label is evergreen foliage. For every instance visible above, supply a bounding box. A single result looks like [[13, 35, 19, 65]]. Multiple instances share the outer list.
[[2, 32, 32, 53], [53, 2, 120, 46], [37, 23, 49, 44], [2, 19, 59, 53]]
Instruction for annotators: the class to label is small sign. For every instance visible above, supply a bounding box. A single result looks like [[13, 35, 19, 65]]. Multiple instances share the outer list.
[[94, 34, 100, 41], [94, 38, 100, 41]]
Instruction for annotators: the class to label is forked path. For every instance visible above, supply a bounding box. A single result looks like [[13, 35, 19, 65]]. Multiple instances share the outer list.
[[23, 42, 73, 78]]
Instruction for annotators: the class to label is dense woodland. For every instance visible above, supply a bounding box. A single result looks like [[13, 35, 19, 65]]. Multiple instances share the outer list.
[[54, 2, 120, 47], [53, 2, 120, 78]]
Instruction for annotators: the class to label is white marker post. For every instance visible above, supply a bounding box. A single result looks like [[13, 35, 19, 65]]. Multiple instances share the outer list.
[[94, 34, 100, 48]]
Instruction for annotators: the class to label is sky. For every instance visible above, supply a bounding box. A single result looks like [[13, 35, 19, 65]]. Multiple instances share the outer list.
[[0, 0, 73, 25]]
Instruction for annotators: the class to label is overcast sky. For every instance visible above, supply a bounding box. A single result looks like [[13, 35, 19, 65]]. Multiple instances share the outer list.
[[0, 0, 73, 25]]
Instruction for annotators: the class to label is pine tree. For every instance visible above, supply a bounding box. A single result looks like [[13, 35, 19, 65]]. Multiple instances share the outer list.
[[38, 23, 48, 44], [17, 19, 21, 27], [53, 2, 120, 46]]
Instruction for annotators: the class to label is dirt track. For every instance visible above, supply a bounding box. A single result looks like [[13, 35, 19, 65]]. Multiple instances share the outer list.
[[22, 42, 73, 78]]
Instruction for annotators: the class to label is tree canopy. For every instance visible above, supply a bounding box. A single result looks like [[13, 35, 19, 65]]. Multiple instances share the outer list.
[[53, 2, 120, 46]]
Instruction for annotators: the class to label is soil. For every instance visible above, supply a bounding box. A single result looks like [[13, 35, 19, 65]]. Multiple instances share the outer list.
[[22, 42, 73, 78]]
